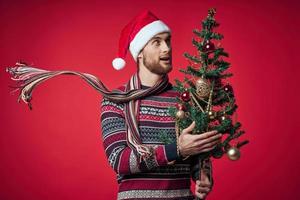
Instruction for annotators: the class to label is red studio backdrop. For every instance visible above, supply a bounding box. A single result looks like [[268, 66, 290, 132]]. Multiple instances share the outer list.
[[0, 1, 299, 200]]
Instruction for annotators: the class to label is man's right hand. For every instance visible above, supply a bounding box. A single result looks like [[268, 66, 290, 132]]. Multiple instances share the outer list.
[[178, 121, 222, 157]]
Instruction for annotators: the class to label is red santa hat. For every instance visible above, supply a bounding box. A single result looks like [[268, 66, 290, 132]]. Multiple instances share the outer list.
[[112, 10, 171, 70]]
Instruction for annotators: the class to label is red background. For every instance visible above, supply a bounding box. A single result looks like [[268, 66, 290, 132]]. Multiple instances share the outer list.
[[1, 0, 299, 199]]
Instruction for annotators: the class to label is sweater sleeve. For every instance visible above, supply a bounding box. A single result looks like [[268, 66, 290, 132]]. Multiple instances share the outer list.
[[100, 97, 180, 175]]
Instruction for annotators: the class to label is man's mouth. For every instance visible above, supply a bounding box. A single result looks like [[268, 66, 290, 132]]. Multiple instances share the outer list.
[[160, 56, 171, 62]]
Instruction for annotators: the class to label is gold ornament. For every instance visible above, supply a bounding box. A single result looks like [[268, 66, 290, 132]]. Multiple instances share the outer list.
[[226, 147, 240, 161], [207, 110, 217, 120], [220, 115, 226, 121], [195, 78, 210, 98], [176, 110, 185, 119]]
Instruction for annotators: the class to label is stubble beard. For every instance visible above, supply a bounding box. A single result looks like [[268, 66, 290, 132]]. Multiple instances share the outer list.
[[142, 56, 172, 75]]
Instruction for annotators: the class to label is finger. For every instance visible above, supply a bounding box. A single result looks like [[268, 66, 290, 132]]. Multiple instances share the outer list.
[[199, 132, 222, 142], [200, 146, 215, 153], [199, 176, 211, 188], [199, 139, 220, 150], [195, 130, 219, 140], [200, 169, 210, 182], [196, 180, 206, 188], [197, 186, 210, 193], [195, 192, 206, 199], [199, 181, 211, 187], [182, 121, 195, 134], [199, 176, 211, 186], [197, 133, 222, 145]]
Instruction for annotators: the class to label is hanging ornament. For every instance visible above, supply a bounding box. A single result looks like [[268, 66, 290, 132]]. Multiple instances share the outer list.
[[207, 110, 217, 120], [181, 91, 191, 102], [202, 40, 215, 53], [195, 77, 210, 98], [226, 146, 240, 161], [224, 84, 233, 94], [218, 110, 230, 123], [176, 103, 186, 111], [176, 110, 185, 119], [219, 111, 227, 122], [220, 115, 226, 121]]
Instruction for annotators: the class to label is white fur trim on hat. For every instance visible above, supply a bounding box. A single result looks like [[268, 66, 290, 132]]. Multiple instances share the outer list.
[[112, 57, 126, 70], [129, 20, 171, 61]]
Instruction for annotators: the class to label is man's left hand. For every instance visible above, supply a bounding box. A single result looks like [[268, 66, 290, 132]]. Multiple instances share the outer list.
[[195, 169, 212, 199]]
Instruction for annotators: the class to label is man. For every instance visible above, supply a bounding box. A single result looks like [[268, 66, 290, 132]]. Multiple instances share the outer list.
[[101, 10, 222, 200]]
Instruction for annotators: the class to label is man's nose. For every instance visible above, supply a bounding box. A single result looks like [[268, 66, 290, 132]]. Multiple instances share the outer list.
[[161, 41, 171, 53]]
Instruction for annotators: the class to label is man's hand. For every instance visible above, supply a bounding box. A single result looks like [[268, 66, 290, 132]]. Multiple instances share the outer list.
[[178, 121, 222, 157], [195, 169, 212, 199]]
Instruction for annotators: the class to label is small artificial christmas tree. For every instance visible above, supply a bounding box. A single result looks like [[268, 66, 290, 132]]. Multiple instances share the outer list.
[[168, 8, 249, 189]]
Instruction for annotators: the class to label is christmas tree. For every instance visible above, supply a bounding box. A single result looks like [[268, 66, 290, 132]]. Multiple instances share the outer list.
[[168, 8, 249, 164]]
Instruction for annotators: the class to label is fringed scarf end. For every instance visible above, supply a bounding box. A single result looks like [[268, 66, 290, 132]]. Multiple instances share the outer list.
[[6, 62, 47, 110], [135, 144, 154, 163]]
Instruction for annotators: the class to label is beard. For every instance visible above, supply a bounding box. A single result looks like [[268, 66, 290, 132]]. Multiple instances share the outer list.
[[142, 55, 172, 75]]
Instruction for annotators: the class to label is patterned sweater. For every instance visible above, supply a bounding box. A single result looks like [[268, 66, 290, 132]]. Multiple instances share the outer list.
[[100, 82, 211, 200]]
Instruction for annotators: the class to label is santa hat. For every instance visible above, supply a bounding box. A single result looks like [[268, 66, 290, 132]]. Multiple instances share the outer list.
[[112, 10, 171, 70]]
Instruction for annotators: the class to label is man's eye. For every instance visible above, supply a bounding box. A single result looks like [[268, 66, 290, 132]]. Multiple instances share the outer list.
[[154, 40, 160, 45]]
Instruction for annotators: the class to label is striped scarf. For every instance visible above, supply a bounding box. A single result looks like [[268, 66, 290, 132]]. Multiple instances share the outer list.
[[6, 62, 170, 159]]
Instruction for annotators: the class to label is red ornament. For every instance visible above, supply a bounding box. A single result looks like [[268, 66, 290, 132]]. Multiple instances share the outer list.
[[202, 40, 215, 52], [181, 91, 191, 102], [224, 84, 233, 93], [176, 103, 186, 111]]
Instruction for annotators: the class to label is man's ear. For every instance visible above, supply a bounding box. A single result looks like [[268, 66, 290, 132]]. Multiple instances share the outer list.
[[137, 52, 143, 64], [137, 51, 143, 59]]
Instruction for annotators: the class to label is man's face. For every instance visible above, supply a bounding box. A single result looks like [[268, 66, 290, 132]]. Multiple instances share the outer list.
[[138, 32, 172, 75]]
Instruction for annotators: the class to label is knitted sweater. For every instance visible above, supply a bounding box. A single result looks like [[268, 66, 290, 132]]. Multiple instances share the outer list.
[[100, 82, 211, 200]]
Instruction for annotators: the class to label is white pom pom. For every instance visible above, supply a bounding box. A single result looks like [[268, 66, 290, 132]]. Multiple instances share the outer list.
[[112, 58, 126, 70]]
